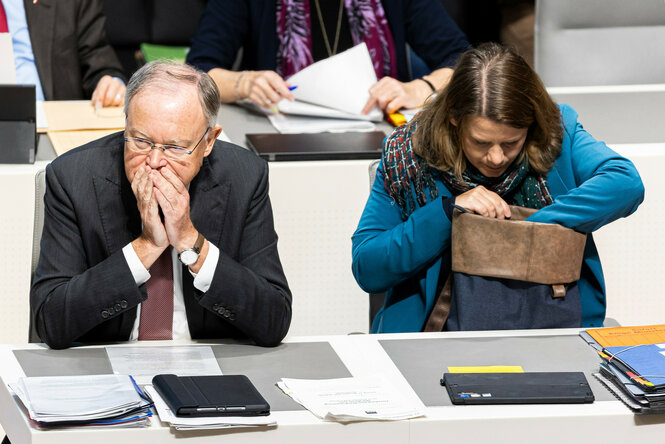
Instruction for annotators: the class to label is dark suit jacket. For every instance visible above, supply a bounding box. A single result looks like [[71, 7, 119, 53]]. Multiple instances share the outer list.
[[31, 133, 293, 349], [24, 0, 125, 100], [186, 0, 469, 82]]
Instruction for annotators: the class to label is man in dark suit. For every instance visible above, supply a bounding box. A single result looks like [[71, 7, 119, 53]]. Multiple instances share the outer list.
[[1, 0, 126, 106], [30, 61, 292, 349]]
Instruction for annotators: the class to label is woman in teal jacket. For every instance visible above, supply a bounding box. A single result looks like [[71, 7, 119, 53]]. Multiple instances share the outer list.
[[352, 44, 644, 333]]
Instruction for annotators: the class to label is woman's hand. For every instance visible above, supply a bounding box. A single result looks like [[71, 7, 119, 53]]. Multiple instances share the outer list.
[[361, 76, 431, 115], [239, 70, 294, 108], [455, 186, 512, 219], [361, 67, 454, 114]]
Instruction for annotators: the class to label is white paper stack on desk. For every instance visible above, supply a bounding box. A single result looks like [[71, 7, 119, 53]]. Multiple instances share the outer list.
[[267, 43, 382, 133], [9, 374, 152, 427], [277, 375, 425, 422], [144, 386, 276, 431]]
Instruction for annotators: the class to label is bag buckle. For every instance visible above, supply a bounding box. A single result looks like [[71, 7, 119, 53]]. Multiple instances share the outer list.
[[552, 284, 566, 298]]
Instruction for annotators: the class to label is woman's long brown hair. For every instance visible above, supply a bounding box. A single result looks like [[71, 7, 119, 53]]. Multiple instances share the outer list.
[[412, 43, 562, 178]]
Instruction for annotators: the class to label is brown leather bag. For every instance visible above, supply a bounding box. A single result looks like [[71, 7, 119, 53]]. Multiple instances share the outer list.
[[424, 206, 587, 332]]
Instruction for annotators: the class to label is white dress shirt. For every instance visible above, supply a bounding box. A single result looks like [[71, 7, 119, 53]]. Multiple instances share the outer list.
[[122, 241, 220, 340]]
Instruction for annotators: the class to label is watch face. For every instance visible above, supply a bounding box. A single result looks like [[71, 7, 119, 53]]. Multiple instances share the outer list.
[[179, 250, 198, 265]]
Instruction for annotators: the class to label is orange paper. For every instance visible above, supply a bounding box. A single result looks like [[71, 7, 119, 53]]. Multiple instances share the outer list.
[[586, 324, 665, 347]]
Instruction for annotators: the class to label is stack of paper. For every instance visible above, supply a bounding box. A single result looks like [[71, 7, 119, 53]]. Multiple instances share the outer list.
[[277, 375, 425, 422], [262, 43, 382, 133], [582, 324, 665, 413], [9, 375, 153, 427], [144, 386, 275, 430]]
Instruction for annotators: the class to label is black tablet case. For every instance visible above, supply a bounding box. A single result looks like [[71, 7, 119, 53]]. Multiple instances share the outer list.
[[442, 372, 595, 405], [245, 130, 386, 161], [152, 374, 270, 416]]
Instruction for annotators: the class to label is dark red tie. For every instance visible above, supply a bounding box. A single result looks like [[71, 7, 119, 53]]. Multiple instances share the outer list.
[[138, 247, 174, 340], [0, 2, 9, 33]]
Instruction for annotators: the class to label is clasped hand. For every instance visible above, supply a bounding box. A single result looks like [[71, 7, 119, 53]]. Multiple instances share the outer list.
[[131, 165, 198, 264]]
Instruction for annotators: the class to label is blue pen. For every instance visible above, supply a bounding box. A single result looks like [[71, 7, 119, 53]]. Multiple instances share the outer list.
[[288, 85, 298, 91]]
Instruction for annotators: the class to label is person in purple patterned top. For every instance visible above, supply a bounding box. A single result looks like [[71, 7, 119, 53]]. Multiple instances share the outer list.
[[187, 0, 469, 115]]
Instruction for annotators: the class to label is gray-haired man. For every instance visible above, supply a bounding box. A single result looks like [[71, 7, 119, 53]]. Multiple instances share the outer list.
[[31, 61, 292, 349]]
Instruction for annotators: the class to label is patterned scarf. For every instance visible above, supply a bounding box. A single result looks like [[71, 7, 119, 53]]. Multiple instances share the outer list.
[[439, 160, 553, 209], [383, 124, 553, 220], [276, 0, 398, 80]]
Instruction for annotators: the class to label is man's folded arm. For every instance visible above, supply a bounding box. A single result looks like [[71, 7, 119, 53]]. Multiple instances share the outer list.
[[194, 162, 292, 347], [30, 165, 144, 349]]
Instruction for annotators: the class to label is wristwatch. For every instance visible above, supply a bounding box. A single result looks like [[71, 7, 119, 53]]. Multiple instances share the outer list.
[[178, 232, 205, 266]]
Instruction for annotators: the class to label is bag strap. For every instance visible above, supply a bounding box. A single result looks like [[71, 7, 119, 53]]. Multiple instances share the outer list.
[[423, 273, 453, 332]]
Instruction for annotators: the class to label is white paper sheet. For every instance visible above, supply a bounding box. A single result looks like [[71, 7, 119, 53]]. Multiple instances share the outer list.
[[106, 346, 222, 385], [268, 114, 375, 134], [145, 386, 276, 430], [286, 43, 381, 117], [36, 101, 48, 130], [276, 99, 382, 122], [277, 375, 425, 422], [0, 34, 17, 84]]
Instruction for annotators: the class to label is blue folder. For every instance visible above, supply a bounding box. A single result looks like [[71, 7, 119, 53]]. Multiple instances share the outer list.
[[603, 343, 665, 389]]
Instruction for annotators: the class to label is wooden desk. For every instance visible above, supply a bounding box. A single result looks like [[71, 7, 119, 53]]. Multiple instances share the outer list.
[[1, 329, 663, 444]]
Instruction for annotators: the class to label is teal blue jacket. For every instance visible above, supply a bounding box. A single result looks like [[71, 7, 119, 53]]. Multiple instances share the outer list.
[[352, 105, 644, 333]]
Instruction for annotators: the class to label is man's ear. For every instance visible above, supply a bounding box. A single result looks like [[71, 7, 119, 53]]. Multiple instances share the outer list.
[[203, 125, 222, 157]]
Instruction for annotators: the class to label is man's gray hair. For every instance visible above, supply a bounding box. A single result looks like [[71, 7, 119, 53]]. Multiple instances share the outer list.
[[124, 60, 221, 127]]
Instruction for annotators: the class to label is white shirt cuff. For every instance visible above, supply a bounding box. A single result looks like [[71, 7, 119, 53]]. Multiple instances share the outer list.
[[122, 243, 150, 286], [191, 242, 219, 293]]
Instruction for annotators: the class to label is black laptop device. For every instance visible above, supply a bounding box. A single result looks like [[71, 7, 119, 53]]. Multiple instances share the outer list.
[[442, 372, 595, 405], [245, 130, 386, 161], [152, 374, 270, 417], [0, 84, 37, 163]]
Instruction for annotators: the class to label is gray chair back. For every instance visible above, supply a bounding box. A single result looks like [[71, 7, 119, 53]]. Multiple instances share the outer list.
[[29, 169, 46, 343], [535, 0, 665, 86], [368, 159, 380, 188]]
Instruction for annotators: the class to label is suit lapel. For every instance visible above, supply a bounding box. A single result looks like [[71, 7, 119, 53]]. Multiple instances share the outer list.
[[24, 0, 55, 99], [188, 157, 231, 247], [183, 157, 231, 336], [92, 146, 141, 256]]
